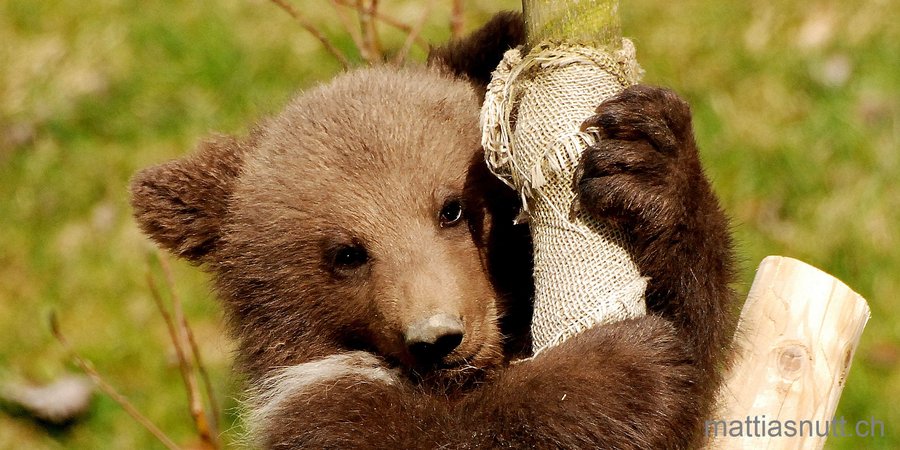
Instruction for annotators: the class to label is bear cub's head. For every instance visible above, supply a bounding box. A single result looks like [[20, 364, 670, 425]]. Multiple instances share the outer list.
[[130, 65, 526, 387]]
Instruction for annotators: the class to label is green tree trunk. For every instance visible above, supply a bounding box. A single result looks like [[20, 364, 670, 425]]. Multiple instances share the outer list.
[[523, 0, 622, 48]]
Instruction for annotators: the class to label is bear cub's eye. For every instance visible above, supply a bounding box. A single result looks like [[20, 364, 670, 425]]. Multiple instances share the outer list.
[[439, 199, 464, 228], [333, 244, 369, 269]]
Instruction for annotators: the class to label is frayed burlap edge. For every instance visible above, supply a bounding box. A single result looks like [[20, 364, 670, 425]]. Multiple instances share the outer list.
[[481, 40, 648, 354]]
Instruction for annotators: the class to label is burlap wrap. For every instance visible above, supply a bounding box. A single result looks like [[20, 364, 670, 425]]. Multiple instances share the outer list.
[[481, 40, 648, 354]]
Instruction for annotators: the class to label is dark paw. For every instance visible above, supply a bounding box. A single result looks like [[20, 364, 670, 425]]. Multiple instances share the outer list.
[[575, 85, 700, 230]]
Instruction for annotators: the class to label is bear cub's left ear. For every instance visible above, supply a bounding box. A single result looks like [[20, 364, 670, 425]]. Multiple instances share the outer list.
[[427, 11, 525, 90], [130, 134, 245, 263]]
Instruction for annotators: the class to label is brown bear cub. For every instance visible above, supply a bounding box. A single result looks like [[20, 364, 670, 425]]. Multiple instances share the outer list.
[[131, 12, 737, 450]]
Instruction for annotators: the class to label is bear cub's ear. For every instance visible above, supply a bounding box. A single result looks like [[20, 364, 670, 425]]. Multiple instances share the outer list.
[[427, 11, 525, 90], [130, 134, 245, 263]]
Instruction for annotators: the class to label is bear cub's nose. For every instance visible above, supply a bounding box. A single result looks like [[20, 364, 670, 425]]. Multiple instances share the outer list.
[[405, 314, 464, 363]]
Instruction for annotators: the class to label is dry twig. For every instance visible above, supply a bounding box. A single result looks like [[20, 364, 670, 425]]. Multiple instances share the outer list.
[[269, 0, 350, 68], [50, 313, 181, 450], [366, 0, 382, 57], [327, 0, 365, 53], [148, 255, 220, 450], [332, 0, 429, 52], [450, 0, 464, 39], [394, 0, 437, 64], [157, 255, 223, 446], [355, 0, 378, 62]]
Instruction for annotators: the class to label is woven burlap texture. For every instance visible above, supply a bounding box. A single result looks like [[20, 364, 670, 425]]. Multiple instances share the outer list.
[[481, 40, 648, 354]]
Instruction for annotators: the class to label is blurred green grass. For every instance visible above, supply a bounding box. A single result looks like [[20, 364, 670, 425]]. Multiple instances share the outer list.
[[1, 0, 896, 448]]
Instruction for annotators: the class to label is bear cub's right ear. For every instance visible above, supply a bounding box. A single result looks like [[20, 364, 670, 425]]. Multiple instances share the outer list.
[[130, 134, 245, 263]]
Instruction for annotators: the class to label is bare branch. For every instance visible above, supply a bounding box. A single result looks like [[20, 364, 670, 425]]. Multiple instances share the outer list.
[[50, 313, 182, 450], [450, 0, 464, 39], [366, 0, 382, 57], [356, 0, 376, 63], [394, 0, 436, 64], [157, 255, 223, 447], [180, 312, 223, 438], [333, 0, 428, 51], [147, 258, 219, 449], [327, 0, 365, 54], [269, 0, 350, 69]]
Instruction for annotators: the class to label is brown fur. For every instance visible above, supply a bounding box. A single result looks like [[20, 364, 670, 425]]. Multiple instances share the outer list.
[[130, 12, 737, 449], [134, 66, 505, 385]]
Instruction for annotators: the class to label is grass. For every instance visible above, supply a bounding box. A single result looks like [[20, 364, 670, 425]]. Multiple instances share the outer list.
[[1, 0, 897, 448]]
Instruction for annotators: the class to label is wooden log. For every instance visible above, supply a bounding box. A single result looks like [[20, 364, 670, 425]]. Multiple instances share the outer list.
[[707, 256, 871, 449]]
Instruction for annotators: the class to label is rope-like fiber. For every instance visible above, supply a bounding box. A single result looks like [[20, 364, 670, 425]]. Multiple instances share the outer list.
[[481, 40, 647, 354]]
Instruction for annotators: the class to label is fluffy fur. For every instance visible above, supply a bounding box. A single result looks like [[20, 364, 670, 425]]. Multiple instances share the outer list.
[[246, 352, 399, 435], [130, 12, 737, 449]]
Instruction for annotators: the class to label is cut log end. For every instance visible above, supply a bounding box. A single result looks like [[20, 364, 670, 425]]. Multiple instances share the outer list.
[[707, 256, 871, 450]]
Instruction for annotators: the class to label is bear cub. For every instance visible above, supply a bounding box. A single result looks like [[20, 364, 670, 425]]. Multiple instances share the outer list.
[[131, 12, 737, 449]]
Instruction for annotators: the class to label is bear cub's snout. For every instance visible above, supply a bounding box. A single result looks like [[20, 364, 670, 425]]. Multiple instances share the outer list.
[[405, 313, 466, 365]]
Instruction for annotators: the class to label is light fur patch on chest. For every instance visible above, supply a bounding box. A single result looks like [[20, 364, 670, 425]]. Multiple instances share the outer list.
[[245, 352, 397, 436]]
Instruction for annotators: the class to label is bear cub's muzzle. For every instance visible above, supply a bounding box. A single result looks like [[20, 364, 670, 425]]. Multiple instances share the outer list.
[[404, 313, 465, 365]]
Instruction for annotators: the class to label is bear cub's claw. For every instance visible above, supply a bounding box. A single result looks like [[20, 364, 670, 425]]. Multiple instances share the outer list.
[[575, 84, 701, 232]]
